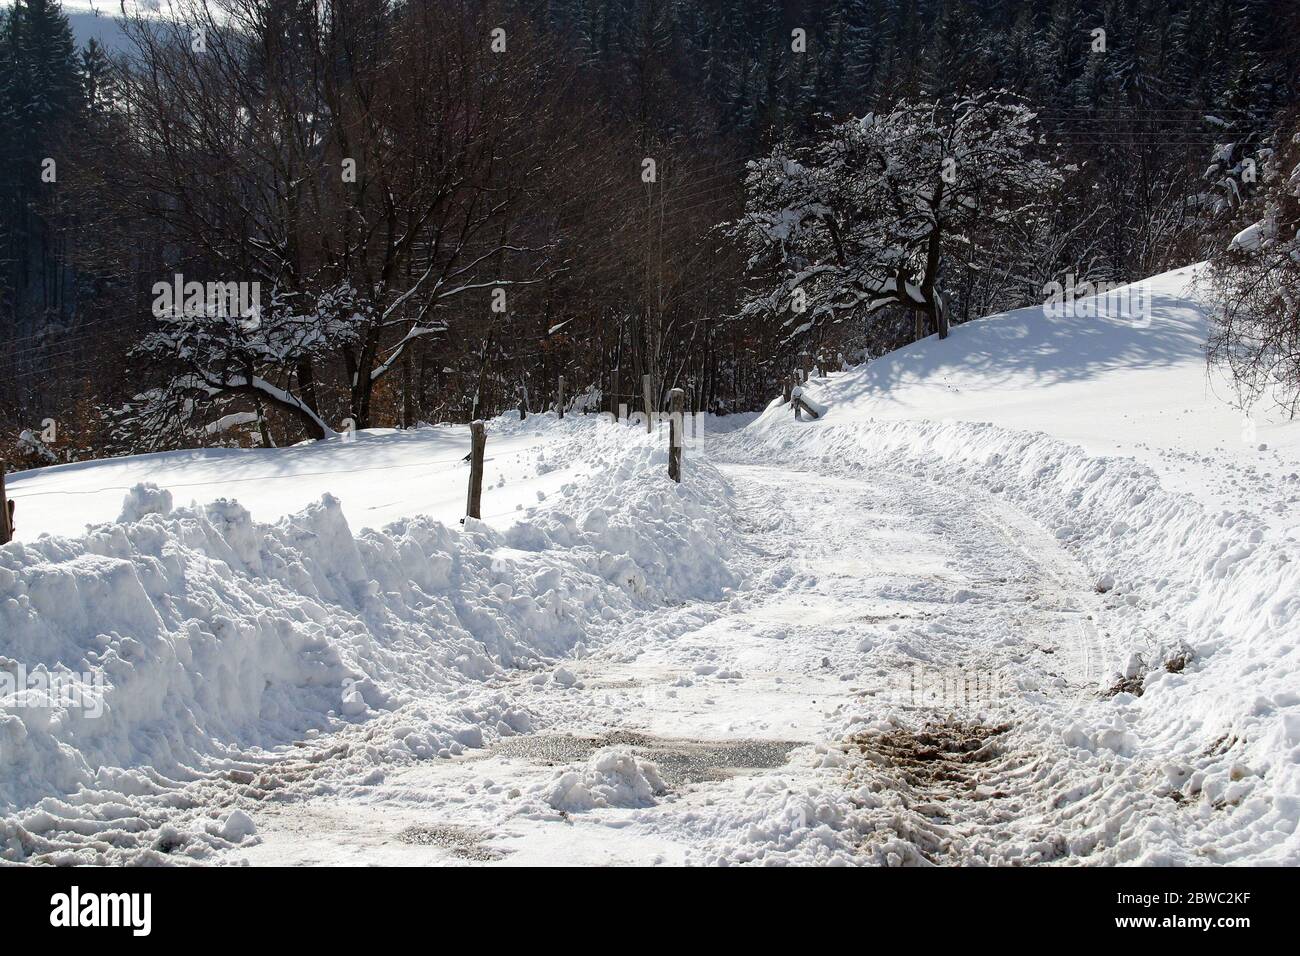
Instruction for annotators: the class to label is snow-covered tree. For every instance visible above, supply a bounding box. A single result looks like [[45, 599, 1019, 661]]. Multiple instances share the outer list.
[[119, 283, 366, 447], [731, 92, 1060, 346], [1205, 118, 1300, 415]]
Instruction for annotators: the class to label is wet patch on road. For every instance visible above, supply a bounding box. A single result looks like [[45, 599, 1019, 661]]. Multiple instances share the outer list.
[[396, 823, 507, 861], [850, 720, 1011, 794], [495, 730, 800, 788]]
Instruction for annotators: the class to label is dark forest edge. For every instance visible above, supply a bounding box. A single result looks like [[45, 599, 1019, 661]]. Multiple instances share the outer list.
[[2, 0, 1298, 466]]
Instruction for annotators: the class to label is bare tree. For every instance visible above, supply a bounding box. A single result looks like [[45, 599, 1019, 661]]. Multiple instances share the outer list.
[[110, 0, 560, 442]]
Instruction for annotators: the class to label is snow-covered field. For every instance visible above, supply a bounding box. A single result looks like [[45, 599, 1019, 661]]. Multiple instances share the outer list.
[[6, 417, 595, 539], [2, 265, 1298, 865]]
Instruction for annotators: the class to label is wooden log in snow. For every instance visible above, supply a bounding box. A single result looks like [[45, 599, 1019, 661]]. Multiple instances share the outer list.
[[791, 386, 821, 421]]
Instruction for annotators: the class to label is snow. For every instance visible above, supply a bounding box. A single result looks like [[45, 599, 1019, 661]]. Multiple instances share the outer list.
[[544, 748, 666, 812], [780, 265, 1300, 537], [3, 265, 1300, 866], [1228, 219, 1270, 251], [218, 809, 256, 842], [6, 417, 602, 540], [720, 265, 1300, 863], [0, 418, 736, 861]]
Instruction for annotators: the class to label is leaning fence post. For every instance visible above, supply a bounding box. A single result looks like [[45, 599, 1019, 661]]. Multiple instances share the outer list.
[[790, 385, 821, 421], [667, 388, 684, 483], [466, 421, 486, 520], [557, 375, 565, 419], [0, 460, 12, 545]]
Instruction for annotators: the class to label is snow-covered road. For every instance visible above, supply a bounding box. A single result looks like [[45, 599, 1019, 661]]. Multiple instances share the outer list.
[[210, 451, 1130, 866]]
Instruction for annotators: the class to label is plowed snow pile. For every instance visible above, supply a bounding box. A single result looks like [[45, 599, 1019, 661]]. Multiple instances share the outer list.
[[0, 421, 733, 861]]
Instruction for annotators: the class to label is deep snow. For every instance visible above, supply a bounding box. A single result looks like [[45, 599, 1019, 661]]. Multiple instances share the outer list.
[[812, 265, 1300, 535], [2, 265, 1298, 865], [4, 417, 589, 540], [0, 419, 737, 861]]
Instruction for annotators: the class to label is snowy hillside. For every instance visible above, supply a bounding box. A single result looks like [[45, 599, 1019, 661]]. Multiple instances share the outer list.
[[2, 266, 1298, 866], [775, 265, 1299, 532]]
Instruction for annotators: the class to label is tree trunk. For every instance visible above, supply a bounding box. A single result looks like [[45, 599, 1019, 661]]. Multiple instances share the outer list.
[[297, 359, 320, 415], [253, 395, 274, 447], [937, 291, 951, 340], [401, 351, 415, 428]]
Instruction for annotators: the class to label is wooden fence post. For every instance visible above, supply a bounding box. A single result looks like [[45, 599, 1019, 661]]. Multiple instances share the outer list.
[[782, 375, 792, 404], [0, 460, 12, 545], [466, 421, 486, 520], [610, 368, 620, 419], [667, 388, 684, 483], [642, 374, 655, 433], [557, 375, 565, 419]]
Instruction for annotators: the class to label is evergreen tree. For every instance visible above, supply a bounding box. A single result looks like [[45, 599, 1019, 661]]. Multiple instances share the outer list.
[[80, 38, 116, 116], [0, 0, 82, 326]]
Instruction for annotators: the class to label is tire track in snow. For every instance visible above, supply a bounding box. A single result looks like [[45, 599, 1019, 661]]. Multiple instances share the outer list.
[[705, 444, 1159, 865]]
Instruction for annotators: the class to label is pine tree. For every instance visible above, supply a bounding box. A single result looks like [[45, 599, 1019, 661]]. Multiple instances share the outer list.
[[80, 37, 116, 116], [0, 0, 82, 327]]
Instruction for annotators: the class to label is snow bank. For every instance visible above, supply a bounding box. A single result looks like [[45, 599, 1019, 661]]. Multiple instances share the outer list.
[[0, 418, 735, 830], [734, 379, 1300, 863]]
